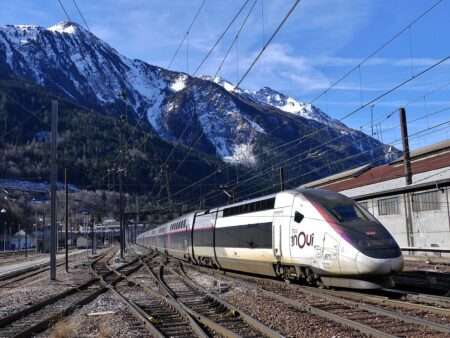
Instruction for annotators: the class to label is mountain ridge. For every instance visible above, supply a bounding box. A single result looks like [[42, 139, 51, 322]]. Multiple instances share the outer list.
[[0, 21, 400, 199]]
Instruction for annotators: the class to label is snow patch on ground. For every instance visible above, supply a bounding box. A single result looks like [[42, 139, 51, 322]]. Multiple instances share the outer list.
[[224, 144, 257, 166]]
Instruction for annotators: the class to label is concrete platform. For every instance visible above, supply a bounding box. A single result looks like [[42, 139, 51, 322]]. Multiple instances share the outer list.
[[0, 250, 88, 277]]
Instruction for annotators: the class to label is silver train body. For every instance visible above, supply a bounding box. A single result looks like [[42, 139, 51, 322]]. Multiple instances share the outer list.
[[137, 188, 403, 289]]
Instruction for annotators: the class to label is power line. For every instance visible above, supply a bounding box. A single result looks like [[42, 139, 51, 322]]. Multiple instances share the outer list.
[[57, 0, 72, 22], [309, 0, 444, 104], [72, 0, 90, 31], [193, 0, 251, 76], [236, 0, 301, 88], [209, 120, 450, 204], [158, 167, 223, 203], [201, 53, 450, 203], [167, 0, 206, 70], [214, 0, 258, 78]]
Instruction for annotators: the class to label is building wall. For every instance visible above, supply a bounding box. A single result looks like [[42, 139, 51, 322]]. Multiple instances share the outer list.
[[357, 187, 450, 250]]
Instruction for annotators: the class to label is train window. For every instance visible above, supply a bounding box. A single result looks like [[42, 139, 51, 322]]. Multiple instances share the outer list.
[[223, 197, 275, 217], [304, 190, 376, 223], [358, 201, 369, 210], [294, 211, 304, 223]]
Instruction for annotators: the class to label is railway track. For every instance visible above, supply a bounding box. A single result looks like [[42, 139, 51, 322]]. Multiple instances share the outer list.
[[144, 258, 282, 338], [112, 264, 210, 337], [178, 256, 450, 338], [0, 250, 88, 288], [393, 270, 450, 295], [0, 252, 112, 338], [0, 262, 66, 289], [0, 249, 145, 338], [382, 288, 450, 310]]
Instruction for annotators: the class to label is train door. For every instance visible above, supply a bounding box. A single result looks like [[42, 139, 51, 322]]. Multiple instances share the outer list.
[[273, 210, 283, 260], [192, 210, 218, 267], [320, 233, 340, 273]]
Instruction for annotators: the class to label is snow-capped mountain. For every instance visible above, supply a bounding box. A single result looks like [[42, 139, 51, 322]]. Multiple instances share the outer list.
[[0, 21, 398, 172], [203, 75, 344, 128]]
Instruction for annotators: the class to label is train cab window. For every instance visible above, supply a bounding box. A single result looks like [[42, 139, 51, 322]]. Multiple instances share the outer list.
[[304, 189, 377, 223], [294, 211, 304, 223]]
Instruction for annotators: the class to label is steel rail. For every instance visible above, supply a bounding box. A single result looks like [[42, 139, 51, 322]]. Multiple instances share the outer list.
[[125, 274, 210, 338], [92, 258, 167, 338], [142, 256, 282, 338], [96, 251, 210, 338], [0, 252, 111, 338], [182, 260, 450, 337], [176, 264, 286, 338], [307, 287, 450, 317], [0, 250, 91, 287], [179, 263, 396, 338], [145, 260, 244, 338], [259, 287, 398, 338], [0, 262, 65, 288], [295, 285, 450, 335], [383, 288, 450, 308]]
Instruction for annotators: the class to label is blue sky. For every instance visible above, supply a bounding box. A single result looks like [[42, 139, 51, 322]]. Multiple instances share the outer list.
[[1, 0, 450, 149]]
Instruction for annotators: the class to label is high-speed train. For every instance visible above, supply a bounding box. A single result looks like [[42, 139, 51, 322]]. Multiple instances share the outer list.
[[137, 188, 403, 289]]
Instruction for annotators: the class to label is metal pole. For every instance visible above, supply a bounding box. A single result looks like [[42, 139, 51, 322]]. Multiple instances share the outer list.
[[164, 166, 172, 205], [136, 196, 139, 244], [279, 167, 285, 191], [50, 100, 58, 280], [91, 218, 94, 255], [65, 168, 69, 272], [119, 170, 124, 258], [399, 107, 412, 185], [370, 105, 374, 137]]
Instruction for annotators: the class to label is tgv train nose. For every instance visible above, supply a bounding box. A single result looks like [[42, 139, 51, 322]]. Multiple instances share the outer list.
[[355, 252, 404, 274]]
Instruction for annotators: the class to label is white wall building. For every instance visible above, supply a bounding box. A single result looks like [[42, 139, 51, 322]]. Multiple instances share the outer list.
[[303, 140, 450, 252]]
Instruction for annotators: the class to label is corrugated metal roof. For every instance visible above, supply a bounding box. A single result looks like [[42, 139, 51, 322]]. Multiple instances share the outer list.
[[303, 163, 372, 188], [390, 139, 450, 164], [302, 140, 450, 193]]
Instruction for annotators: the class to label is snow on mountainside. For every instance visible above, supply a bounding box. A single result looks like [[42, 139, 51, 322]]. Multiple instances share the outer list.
[[201, 75, 344, 129], [0, 21, 398, 170]]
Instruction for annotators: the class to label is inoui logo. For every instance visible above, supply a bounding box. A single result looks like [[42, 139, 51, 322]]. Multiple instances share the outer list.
[[291, 232, 314, 249]]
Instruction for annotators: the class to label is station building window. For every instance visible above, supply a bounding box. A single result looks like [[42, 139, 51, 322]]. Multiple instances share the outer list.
[[412, 190, 440, 212], [358, 201, 369, 210], [377, 197, 400, 215]]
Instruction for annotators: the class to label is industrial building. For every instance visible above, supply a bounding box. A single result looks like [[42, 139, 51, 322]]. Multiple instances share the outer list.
[[304, 140, 450, 252]]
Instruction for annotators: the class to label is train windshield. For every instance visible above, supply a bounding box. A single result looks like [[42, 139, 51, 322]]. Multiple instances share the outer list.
[[303, 189, 376, 223], [303, 189, 401, 259]]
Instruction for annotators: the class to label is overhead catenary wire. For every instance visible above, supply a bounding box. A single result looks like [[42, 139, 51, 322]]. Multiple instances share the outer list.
[[309, 0, 444, 104], [57, 0, 72, 22], [72, 0, 90, 31], [236, 0, 301, 88], [198, 54, 450, 205], [236, 119, 450, 202], [214, 0, 258, 78], [167, 0, 206, 70], [241, 51, 450, 181], [193, 0, 251, 76], [191, 120, 450, 208], [161, 67, 450, 208]]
